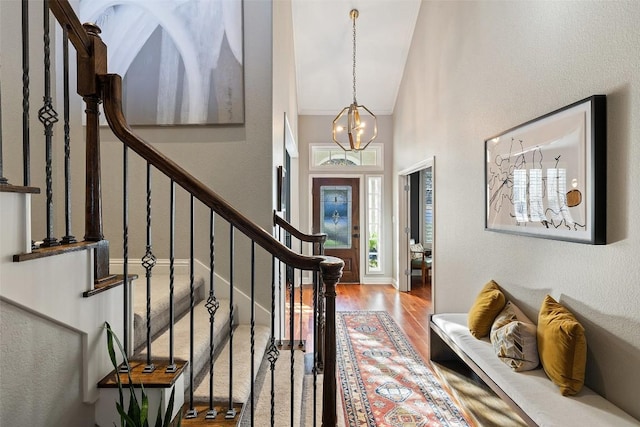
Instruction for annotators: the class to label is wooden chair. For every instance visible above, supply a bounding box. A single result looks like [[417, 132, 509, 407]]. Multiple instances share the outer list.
[[410, 243, 432, 286]]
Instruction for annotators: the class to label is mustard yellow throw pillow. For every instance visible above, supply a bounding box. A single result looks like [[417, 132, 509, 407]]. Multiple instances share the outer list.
[[467, 280, 506, 338], [537, 295, 587, 396]]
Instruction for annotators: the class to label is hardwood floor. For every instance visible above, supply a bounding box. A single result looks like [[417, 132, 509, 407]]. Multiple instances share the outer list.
[[286, 275, 432, 360], [315, 278, 527, 427], [178, 276, 522, 426], [333, 280, 432, 359]]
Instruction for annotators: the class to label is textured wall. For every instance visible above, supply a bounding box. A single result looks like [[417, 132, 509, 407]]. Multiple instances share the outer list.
[[394, 1, 640, 419], [0, 301, 94, 427]]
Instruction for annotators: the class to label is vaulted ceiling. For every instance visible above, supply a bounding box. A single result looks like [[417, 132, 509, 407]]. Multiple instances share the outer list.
[[292, 0, 422, 116]]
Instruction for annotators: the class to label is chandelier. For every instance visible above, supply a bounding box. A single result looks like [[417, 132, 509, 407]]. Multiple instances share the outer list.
[[332, 9, 377, 152]]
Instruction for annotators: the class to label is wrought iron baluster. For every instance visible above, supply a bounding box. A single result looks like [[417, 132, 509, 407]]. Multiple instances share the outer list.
[[277, 225, 283, 344], [39, 0, 60, 248], [289, 263, 295, 426], [21, 0, 30, 187], [250, 241, 256, 425], [61, 28, 75, 244], [186, 195, 197, 419], [225, 225, 236, 420], [267, 256, 280, 427], [289, 266, 294, 350], [142, 163, 156, 373], [166, 180, 177, 373], [205, 209, 219, 419], [312, 266, 319, 427], [299, 239, 303, 347], [317, 241, 326, 371], [121, 144, 130, 366]]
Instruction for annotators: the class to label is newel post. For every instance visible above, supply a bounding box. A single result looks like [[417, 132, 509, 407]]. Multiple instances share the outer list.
[[320, 257, 343, 427], [80, 23, 106, 242], [78, 22, 110, 280]]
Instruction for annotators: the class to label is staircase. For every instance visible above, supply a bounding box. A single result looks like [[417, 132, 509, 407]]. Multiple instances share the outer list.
[[0, 0, 344, 425], [1, 189, 317, 426], [125, 270, 281, 425]]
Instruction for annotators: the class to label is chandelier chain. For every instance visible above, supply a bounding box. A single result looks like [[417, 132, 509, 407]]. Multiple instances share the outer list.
[[352, 11, 357, 104]]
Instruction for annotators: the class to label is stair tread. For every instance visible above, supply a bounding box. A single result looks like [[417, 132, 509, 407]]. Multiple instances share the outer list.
[[133, 274, 206, 350], [193, 324, 271, 404], [135, 297, 231, 382], [246, 349, 305, 427], [133, 273, 204, 317]]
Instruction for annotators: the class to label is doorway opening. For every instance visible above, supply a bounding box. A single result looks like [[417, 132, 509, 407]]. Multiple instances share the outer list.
[[399, 158, 435, 295]]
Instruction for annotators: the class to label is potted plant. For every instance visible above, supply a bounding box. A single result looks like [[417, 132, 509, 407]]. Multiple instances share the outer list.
[[104, 322, 181, 427]]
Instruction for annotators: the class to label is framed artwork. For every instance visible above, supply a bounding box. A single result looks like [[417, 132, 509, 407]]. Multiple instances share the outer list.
[[78, 0, 244, 125], [485, 95, 606, 244]]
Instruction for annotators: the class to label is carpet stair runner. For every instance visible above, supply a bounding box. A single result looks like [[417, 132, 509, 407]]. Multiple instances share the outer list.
[[130, 274, 305, 426], [302, 372, 346, 427]]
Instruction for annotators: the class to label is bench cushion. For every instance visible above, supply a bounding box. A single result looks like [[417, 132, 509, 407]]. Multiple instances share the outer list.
[[432, 313, 639, 427]]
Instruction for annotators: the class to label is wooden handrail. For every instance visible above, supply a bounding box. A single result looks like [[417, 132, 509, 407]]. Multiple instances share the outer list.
[[273, 211, 327, 245], [46, 3, 343, 423], [101, 75, 343, 425], [274, 210, 328, 371], [101, 74, 342, 274], [48, 1, 91, 58]]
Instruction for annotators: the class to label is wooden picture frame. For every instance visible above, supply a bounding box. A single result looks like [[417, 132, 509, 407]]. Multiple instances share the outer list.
[[484, 95, 606, 244]]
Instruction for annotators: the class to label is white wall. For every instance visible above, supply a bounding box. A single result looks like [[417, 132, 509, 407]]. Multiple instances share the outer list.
[[394, 1, 640, 419], [0, 191, 125, 426], [273, 0, 299, 223], [0, 301, 94, 426]]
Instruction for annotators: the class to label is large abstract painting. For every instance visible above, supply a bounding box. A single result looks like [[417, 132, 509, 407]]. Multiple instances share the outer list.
[[79, 0, 244, 125], [485, 95, 606, 244]]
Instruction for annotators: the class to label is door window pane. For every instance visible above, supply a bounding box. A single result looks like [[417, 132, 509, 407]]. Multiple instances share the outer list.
[[320, 186, 352, 249], [423, 169, 433, 246], [367, 176, 382, 273]]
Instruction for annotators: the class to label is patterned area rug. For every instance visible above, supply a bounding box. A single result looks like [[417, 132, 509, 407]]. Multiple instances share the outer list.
[[336, 311, 471, 427]]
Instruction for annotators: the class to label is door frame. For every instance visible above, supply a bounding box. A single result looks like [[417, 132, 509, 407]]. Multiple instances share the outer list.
[[309, 173, 365, 283], [398, 157, 435, 293]]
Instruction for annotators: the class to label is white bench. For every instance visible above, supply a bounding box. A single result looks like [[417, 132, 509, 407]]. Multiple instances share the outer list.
[[430, 313, 640, 427]]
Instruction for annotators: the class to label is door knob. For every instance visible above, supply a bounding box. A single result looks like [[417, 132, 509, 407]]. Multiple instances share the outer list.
[[352, 233, 360, 238]]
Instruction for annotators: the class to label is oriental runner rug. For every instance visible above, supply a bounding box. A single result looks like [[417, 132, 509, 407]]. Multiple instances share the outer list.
[[336, 311, 471, 427]]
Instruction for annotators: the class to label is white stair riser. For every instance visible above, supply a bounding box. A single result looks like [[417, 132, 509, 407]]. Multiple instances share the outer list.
[[95, 374, 184, 427]]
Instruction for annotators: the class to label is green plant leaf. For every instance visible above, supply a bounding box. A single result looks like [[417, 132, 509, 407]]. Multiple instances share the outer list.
[[141, 391, 149, 424], [162, 387, 176, 427], [127, 394, 139, 423], [105, 322, 126, 426], [104, 321, 170, 427], [105, 322, 118, 370], [116, 402, 136, 426], [154, 403, 164, 427]]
